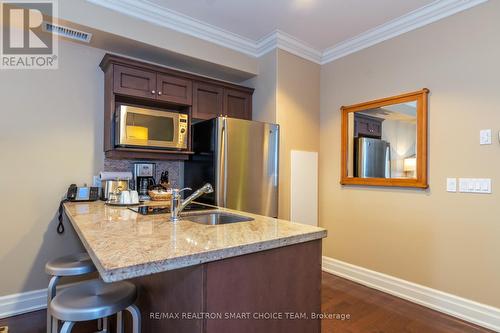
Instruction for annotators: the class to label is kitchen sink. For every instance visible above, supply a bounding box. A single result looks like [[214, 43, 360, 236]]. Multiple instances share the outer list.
[[185, 212, 254, 225]]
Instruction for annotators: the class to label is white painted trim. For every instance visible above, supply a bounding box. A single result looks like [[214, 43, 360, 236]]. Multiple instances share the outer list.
[[256, 30, 322, 64], [0, 289, 46, 319], [322, 256, 500, 332], [0, 283, 78, 319], [321, 0, 489, 64], [86, 0, 258, 56], [86, 0, 487, 65]]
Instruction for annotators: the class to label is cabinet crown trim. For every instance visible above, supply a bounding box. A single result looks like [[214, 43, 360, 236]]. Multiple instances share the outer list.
[[100, 53, 254, 93]]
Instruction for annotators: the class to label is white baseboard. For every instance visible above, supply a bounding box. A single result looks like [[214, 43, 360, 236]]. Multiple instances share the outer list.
[[0, 283, 77, 319], [0, 288, 46, 319], [322, 256, 500, 332]]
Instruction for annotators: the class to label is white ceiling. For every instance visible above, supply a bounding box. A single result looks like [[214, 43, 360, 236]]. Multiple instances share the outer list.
[[88, 0, 488, 64], [149, 0, 434, 50]]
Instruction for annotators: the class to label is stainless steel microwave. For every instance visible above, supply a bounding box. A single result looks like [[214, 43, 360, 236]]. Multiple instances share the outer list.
[[115, 105, 188, 150]]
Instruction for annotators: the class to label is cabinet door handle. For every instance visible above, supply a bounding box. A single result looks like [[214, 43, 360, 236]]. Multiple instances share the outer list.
[[158, 91, 162, 95], [151, 90, 156, 94]]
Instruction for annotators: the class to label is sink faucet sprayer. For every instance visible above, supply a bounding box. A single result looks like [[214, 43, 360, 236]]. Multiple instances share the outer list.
[[170, 183, 214, 222]]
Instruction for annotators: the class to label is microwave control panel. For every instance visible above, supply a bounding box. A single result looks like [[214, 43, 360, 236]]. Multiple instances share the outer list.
[[179, 114, 188, 145]]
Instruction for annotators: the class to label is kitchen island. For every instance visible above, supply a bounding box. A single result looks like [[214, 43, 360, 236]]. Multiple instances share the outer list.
[[64, 201, 327, 333]]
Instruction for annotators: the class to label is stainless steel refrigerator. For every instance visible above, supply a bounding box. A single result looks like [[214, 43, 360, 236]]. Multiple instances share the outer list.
[[184, 117, 279, 217], [355, 137, 391, 178]]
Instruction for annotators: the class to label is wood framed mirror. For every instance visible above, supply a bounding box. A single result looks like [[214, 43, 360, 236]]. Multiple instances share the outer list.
[[340, 89, 429, 188]]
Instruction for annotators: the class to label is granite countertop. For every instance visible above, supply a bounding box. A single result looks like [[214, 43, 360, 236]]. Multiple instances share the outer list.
[[63, 201, 327, 282]]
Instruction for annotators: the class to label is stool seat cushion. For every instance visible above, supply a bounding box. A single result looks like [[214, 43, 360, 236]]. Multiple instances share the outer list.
[[49, 279, 137, 322], [45, 253, 96, 276]]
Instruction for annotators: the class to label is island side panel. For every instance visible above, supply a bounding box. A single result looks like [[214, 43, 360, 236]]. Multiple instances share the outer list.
[[131, 265, 205, 333], [204, 240, 322, 333]]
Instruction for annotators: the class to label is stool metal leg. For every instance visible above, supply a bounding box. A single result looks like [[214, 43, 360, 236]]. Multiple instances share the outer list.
[[102, 317, 108, 332], [116, 311, 123, 333], [52, 317, 58, 333], [96, 317, 108, 332], [97, 318, 103, 330], [47, 276, 60, 333], [126, 304, 141, 333], [60, 321, 75, 333]]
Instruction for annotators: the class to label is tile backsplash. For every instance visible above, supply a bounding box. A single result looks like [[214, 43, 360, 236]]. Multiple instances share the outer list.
[[104, 158, 183, 188]]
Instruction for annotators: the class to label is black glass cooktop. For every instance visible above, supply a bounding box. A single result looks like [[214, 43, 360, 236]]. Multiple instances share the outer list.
[[129, 203, 216, 215]]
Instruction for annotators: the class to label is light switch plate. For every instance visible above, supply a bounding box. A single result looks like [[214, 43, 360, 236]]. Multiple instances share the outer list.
[[446, 178, 457, 192], [480, 129, 492, 145], [458, 178, 491, 194]]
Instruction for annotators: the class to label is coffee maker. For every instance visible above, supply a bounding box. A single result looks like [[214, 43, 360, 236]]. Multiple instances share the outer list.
[[133, 163, 156, 201]]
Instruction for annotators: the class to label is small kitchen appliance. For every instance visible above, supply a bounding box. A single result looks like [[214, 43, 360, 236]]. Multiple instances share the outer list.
[[100, 179, 130, 201], [115, 104, 189, 150], [134, 163, 156, 201]]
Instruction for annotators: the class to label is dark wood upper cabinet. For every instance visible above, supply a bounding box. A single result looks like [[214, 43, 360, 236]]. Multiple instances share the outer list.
[[113, 65, 157, 99], [354, 113, 383, 138], [100, 53, 254, 160], [157, 74, 192, 105], [224, 88, 252, 120], [192, 82, 253, 121], [192, 81, 224, 120]]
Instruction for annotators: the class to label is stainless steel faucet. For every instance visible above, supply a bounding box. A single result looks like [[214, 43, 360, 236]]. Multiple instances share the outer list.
[[170, 183, 214, 222]]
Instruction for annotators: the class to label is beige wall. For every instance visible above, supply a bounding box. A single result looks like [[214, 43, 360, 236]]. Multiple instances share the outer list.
[[319, 0, 500, 308], [246, 49, 320, 220], [276, 50, 320, 220], [0, 41, 106, 295], [243, 50, 277, 124]]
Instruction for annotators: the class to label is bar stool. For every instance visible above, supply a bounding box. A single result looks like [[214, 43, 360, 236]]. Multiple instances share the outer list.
[[45, 253, 97, 333], [49, 279, 141, 333]]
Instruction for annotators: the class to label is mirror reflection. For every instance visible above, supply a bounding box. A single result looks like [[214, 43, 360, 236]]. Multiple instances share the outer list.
[[347, 101, 417, 179]]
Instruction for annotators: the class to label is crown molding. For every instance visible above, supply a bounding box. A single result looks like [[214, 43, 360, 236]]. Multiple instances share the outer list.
[[87, 0, 488, 66], [321, 0, 489, 64], [86, 0, 258, 56], [257, 30, 323, 63]]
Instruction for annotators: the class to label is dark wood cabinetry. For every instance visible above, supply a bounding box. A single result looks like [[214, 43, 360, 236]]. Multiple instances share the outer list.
[[130, 240, 322, 333], [113, 65, 193, 105], [354, 113, 383, 138], [113, 65, 157, 99], [156, 74, 192, 105], [192, 82, 252, 120], [192, 81, 224, 119], [223, 88, 252, 120], [100, 54, 254, 160]]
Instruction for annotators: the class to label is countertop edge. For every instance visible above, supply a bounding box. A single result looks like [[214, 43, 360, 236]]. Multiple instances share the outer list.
[[63, 203, 327, 282], [100, 230, 327, 282], [63, 204, 110, 276]]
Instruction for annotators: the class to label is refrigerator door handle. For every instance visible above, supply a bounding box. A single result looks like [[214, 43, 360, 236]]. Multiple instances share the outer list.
[[385, 144, 391, 178], [220, 118, 228, 207]]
